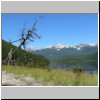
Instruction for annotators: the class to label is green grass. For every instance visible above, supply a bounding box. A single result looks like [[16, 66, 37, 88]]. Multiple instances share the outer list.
[[2, 65, 98, 86]]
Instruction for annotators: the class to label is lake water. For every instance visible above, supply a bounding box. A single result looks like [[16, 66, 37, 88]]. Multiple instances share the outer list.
[[48, 61, 98, 74]]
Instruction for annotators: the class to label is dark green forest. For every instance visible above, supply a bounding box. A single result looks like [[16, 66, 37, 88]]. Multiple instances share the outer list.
[[2, 40, 49, 68]]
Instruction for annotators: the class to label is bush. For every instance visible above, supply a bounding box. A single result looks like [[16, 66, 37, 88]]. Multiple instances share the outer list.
[[72, 67, 83, 74]]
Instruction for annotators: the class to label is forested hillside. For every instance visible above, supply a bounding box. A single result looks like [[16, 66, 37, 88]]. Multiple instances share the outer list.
[[2, 40, 49, 68]]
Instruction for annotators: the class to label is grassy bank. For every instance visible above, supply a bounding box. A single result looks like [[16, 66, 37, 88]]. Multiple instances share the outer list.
[[2, 65, 98, 86]]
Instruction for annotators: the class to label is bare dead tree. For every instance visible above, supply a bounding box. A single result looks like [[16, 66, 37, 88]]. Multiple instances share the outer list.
[[7, 48, 13, 65], [4, 18, 41, 65]]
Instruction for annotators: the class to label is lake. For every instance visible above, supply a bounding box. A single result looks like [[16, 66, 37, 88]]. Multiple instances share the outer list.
[[48, 61, 98, 74]]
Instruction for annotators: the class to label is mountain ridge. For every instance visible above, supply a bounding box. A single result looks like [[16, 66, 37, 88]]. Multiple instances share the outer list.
[[28, 43, 98, 51], [33, 43, 98, 61]]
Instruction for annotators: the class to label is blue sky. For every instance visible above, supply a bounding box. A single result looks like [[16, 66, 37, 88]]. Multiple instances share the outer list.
[[2, 14, 98, 49]]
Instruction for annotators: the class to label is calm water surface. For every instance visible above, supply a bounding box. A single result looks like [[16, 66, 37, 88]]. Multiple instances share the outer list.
[[48, 61, 98, 74]]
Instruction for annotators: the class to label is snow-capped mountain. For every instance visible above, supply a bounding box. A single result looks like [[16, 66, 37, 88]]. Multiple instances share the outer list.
[[75, 44, 98, 50], [34, 43, 98, 60], [46, 44, 70, 51], [27, 46, 35, 52], [40, 43, 98, 51]]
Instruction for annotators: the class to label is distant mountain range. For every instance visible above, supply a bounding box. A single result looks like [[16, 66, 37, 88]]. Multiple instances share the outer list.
[[33, 44, 98, 61]]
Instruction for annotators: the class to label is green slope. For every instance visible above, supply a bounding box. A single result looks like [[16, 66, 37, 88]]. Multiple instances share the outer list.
[[2, 40, 49, 68]]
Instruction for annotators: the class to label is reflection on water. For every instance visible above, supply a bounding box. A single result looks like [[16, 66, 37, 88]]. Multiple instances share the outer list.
[[48, 61, 98, 74]]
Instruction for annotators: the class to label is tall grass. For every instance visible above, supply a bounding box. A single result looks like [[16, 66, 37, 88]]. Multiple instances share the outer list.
[[2, 65, 98, 86]]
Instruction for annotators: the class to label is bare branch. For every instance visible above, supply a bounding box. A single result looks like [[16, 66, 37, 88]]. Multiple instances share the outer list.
[[29, 38, 34, 42], [31, 16, 42, 32], [33, 32, 41, 39], [10, 39, 22, 43], [31, 18, 37, 32]]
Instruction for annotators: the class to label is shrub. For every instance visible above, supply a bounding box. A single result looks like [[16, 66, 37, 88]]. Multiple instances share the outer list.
[[72, 66, 83, 74]]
